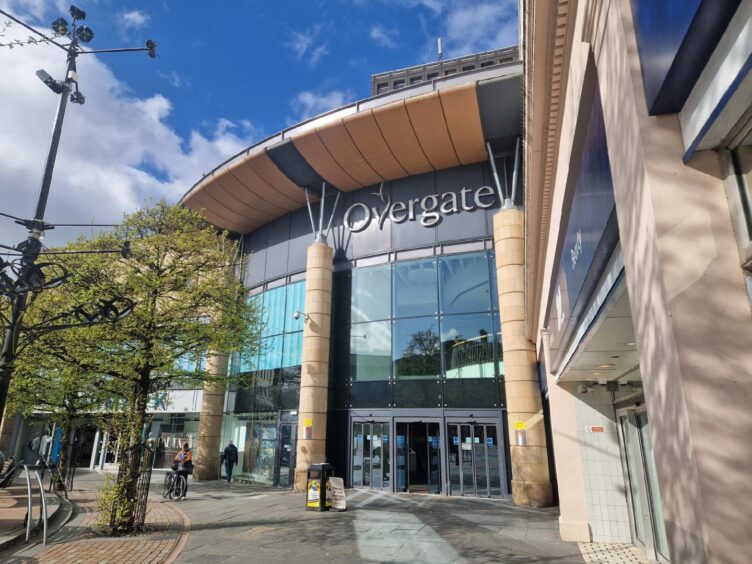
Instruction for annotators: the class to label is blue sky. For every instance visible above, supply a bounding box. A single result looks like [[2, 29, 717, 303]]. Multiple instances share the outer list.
[[0, 0, 517, 245]]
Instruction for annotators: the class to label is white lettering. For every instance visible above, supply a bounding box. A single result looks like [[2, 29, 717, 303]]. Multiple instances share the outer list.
[[420, 195, 440, 227], [343, 202, 371, 233], [389, 200, 408, 223], [474, 185, 496, 209], [439, 192, 458, 215], [342, 185, 499, 232]]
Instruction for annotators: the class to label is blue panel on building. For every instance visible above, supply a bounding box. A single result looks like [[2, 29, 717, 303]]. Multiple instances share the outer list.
[[630, 0, 741, 115]]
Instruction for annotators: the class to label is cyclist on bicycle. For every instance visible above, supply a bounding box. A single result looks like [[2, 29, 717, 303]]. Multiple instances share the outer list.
[[173, 442, 192, 499]]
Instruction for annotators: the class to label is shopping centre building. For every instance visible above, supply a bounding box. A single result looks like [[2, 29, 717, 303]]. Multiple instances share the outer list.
[[3, 1, 751, 561], [179, 44, 553, 505]]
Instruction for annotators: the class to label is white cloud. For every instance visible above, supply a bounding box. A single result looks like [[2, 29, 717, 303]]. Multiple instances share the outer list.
[[286, 25, 329, 67], [289, 89, 353, 122], [0, 23, 260, 248], [443, 1, 517, 57], [158, 70, 190, 89], [370, 25, 398, 49], [119, 10, 150, 30]]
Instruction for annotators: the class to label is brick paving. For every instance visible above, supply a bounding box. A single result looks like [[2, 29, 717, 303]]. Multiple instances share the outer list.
[[1, 487, 187, 564]]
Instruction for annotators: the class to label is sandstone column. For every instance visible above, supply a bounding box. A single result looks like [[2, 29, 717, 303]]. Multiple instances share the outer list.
[[193, 352, 228, 481], [493, 207, 552, 507], [293, 241, 333, 492], [0, 413, 18, 456]]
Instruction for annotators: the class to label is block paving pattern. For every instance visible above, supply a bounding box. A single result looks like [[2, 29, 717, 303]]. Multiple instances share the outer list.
[[2, 489, 185, 564]]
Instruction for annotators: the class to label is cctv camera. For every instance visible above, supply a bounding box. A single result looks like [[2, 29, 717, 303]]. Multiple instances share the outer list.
[[294, 310, 301, 321]]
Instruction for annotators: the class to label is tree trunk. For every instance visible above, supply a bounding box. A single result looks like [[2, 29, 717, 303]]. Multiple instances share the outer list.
[[110, 376, 150, 534], [56, 419, 71, 491]]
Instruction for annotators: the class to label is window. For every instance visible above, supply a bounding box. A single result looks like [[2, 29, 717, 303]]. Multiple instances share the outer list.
[[352, 265, 391, 322], [440, 313, 495, 379], [480, 61, 494, 68], [376, 82, 389, 94], [462, 65, 475, 72], [444, 68, 457, 76], [439, 253, 492, 314], [393, 79, 405, 89], [351, 321, 392, 381], [427, 72, 439, 79], [410, 76, 423, 85], [393, 258, 438, 318], [393, 317, 440, 380]]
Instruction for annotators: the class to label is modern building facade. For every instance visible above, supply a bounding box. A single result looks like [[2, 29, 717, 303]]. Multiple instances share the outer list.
[[181, 50, 554, 505], [524, 0, 752, 562]]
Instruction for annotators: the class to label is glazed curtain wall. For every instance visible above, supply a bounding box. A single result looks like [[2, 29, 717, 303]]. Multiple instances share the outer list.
[[223, 281, 305, 484], [332, 251, 505, 410]]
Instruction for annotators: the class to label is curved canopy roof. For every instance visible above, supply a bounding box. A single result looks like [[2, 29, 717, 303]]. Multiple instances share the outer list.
[[181, 62, 522, 234]]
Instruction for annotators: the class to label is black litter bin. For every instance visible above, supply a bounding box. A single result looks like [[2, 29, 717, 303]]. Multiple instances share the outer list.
[[306, 463, 333, 511]]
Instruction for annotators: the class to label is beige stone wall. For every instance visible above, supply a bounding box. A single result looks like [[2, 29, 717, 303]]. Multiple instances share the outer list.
[[493, 208, 552, 507], [0, 413, 17, 455], [193, 352, 228, 481], [527, 0, 752, 560], [293, 242, 333, 492]]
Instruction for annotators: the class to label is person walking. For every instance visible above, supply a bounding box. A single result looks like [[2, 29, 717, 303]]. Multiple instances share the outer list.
[[221, 440, 238, 484]]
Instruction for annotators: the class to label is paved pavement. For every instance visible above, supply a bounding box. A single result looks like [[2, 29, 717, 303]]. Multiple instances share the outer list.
[[2, 470, 646, 563], [175, 479, 586, 563], [0, 471, 186, 563]]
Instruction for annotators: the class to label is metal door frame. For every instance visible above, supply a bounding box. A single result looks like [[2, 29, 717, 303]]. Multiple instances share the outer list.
[[445, 416, 506, 497], [616, 405, 666, 563], [351, 416, 392, 490], [274, 413, 298, 488], [393, 416, 444, 494]]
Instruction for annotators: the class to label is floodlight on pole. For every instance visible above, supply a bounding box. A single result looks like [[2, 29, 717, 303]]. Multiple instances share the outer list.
[[0, 3, 158, 421]]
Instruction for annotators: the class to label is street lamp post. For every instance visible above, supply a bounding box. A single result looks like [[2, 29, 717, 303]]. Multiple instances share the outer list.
[[0, 4, 156, 420]]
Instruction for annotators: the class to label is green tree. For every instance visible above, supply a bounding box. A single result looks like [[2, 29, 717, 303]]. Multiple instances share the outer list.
[[16, 201, 260, 532]]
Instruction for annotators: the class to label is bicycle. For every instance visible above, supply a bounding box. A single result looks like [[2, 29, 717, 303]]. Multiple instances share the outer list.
[[162, 463, 188, 501]]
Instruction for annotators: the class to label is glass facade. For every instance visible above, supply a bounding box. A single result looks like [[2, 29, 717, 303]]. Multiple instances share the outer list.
[[223, 280, 305, 485], [344, 251, 505, 409]]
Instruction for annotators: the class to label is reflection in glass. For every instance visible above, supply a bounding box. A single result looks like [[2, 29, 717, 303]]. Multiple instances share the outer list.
[[351, 321, 391, 381], [441, 313, 495, 378], [393, 259, 438, 318], [282, 331, 303, 368], [393, 317, 440, 380], [352, 265, 391, 322], [638, 413, 670, 559], [284, 281, 306, 332], [494, 312, 504, 378], [262, 286, 287, 337], [276, 367, 300, 410], [439, 253, 492, 314], [352, 423, 363, 486]]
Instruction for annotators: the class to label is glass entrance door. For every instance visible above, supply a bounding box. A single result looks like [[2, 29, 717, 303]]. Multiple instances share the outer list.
[[619, 410, 669, 562], [395, 422, 441, 493], [275, 423, 296, 488], [351, 421, 391, 490], [447, 422, 502, 498]]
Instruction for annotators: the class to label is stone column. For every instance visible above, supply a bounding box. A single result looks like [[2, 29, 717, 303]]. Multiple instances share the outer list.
[[0, 413, 18, 455], [293, 241, 333, 492], [193, 352, 228, 481], [493, 207, 553, 507]]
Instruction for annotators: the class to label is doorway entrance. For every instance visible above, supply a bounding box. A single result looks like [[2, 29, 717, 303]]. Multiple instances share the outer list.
[[351, 421, 391, 489], [275, 422, 297, 488], [395, 422, 441, 493], [446, 423, 503, 498], [617, 407, 669, 562]]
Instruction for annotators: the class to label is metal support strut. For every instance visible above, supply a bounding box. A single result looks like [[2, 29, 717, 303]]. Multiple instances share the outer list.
[[304, 182, 341, 243]]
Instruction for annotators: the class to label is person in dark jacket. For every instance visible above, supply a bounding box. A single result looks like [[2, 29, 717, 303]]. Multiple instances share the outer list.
[[221, 440, 239, 484]]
